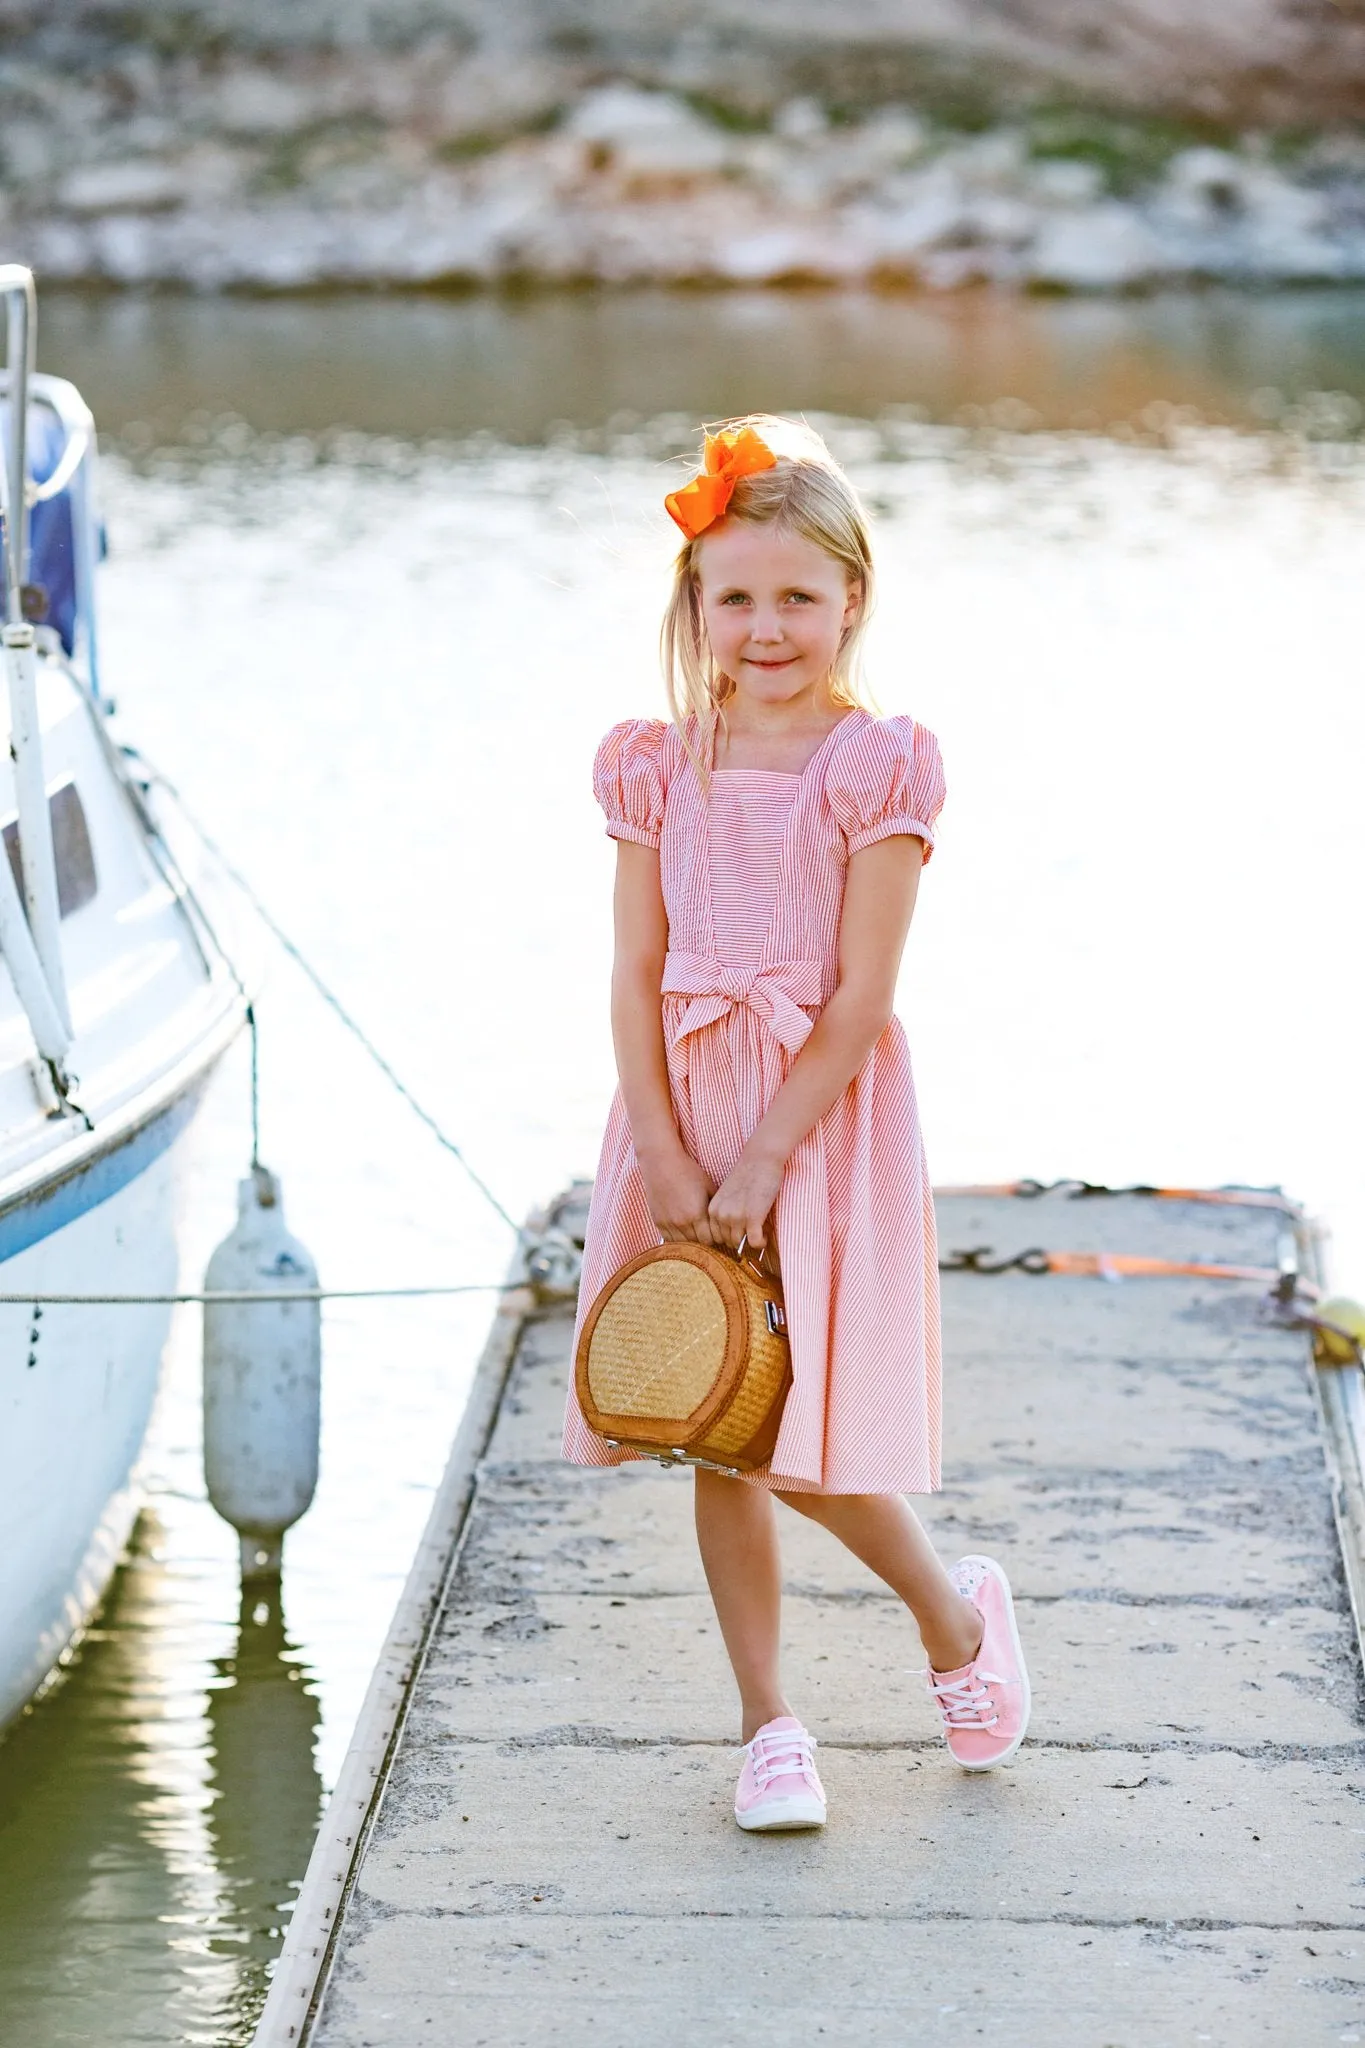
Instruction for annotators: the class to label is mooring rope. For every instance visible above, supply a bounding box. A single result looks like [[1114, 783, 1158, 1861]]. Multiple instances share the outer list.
[[247, 1000, 261, 1173], [7, 1252, 1299, 1310], [938, 1245, 1298, 1285], [0, 1282, 528, 1305], [141, 764, 529, 1243], [935, 1179, 1299, 1212]]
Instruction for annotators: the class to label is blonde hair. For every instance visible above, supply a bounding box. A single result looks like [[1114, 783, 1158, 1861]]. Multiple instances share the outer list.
[[660, 414, 876, 752]]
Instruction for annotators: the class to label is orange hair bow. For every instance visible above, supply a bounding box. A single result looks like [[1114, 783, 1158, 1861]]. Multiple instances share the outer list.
[[665, 426, 777, 540]]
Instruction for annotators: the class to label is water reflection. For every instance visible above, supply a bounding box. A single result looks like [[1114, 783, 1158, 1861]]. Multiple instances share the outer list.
[[205, 1580, 323, 2021], [39, 286, 1365, 446], [0, 1512, 320, 2048]]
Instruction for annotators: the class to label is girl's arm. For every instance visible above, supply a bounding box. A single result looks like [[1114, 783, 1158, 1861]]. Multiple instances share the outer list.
[[708, 834, 925, 1253], [611, 841, 717, 1244]]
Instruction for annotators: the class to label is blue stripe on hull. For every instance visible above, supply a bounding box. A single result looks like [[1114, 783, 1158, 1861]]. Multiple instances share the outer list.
[[0, 1076, 208, 1267]]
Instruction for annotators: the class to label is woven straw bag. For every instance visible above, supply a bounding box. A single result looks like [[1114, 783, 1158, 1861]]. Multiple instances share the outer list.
[[575, 1240, 792, 1474]]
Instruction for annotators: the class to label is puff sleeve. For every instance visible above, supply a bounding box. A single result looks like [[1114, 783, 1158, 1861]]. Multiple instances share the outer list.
[[827, 715, 946, 862], [592, 718, 668, 849]]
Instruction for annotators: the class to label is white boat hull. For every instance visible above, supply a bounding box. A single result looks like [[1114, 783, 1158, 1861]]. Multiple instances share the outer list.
[[0, 1077, 208, 1730], [0, 341, 252, 1728]]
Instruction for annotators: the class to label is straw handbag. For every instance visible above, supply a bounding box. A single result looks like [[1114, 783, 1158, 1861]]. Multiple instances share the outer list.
[[575, 1239, 791, 1474]]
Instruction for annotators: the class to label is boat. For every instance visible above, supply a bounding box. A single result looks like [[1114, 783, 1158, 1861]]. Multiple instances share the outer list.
[[0, 265, 249, 1729]]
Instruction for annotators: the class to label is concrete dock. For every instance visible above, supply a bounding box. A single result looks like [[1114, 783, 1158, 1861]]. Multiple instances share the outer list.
[[269, 1187, 1365, 2045]]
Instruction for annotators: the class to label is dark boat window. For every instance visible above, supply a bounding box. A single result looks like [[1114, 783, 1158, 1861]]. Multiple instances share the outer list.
[[2, 781, 98, 918]]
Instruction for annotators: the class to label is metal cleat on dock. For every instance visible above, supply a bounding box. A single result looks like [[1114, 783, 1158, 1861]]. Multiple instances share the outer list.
[[524, 1225, 583, 1304]]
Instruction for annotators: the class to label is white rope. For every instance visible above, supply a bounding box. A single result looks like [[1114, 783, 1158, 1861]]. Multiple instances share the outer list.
[[0, 1282, 524, 1305], [145, 767, 530, 1242]]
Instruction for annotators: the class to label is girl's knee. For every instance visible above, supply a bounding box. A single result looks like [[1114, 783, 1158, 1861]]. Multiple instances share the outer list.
[[695, 1467, 768, 1514], [773, 1488, 825, 1520]]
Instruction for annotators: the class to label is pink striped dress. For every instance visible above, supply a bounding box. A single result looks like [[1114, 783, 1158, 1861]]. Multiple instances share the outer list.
[[562, 709, 947, 1495]]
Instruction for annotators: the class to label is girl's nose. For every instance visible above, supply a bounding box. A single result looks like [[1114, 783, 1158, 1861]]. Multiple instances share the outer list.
[[748, 610, 784, 643]]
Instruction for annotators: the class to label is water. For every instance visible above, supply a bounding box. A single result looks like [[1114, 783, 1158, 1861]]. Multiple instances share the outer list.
[[2, 288, 1364, 2045], [35, 287, 1365, 441]]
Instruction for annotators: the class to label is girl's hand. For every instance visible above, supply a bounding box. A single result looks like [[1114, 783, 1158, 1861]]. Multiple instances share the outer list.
[[638, 1144, 717, 1245], [708, 1150, 783, 1256]]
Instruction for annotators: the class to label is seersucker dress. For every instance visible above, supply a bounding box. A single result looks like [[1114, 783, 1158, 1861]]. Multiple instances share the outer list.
[[562, 708, 948, 1495]]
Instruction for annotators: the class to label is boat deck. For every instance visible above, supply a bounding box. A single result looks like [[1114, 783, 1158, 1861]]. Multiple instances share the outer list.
[[285, 1188, 1365, 2044]]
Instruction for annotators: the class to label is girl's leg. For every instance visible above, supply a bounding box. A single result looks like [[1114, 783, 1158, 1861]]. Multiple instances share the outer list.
[[776, 1491, 983, 1673], [694, 1469, 792, 1741]]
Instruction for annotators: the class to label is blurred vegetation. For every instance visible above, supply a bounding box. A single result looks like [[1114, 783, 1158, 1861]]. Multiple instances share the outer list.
[[435, 107, 563, 163], [249, 116, 389, 196], [679, 92, 772, 136], [1022, 107, 1238, 193]]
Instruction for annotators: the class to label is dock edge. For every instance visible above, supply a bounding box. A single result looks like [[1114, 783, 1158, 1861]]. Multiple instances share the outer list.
[[1300, 1216, 1365, 1672], [250, 1228, 541, 2047]]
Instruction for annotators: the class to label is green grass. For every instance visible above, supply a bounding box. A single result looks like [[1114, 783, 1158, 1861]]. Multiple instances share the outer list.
[[434, 106, 563, 163], [1024, 107, 1238, 194], [679, 92, 771, 136], [248, 117, 389, 196]]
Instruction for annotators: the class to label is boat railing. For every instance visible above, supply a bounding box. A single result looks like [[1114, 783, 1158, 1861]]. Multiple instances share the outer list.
[[0, 266, 33, 630], [0, 361, 104, 708], [0, 266, 82, 1086]]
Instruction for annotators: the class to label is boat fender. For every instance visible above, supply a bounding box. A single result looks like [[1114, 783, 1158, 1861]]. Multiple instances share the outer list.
[[203, 1164, 321, 1579]]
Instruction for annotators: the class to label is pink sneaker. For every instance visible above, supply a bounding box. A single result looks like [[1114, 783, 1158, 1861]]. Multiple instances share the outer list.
[[928, 1555, 1031, 1770], [733, 1716, 826, 1831]]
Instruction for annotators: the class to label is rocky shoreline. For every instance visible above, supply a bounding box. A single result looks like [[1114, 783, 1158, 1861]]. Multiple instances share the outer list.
[[7, 69, 1365, 294]]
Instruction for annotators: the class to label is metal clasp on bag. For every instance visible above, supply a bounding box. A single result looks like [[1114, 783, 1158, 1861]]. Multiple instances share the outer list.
[[737, 1233, 784, 1330], [671, 1449, 743, 1476], [607, 1439, 740, 1477]]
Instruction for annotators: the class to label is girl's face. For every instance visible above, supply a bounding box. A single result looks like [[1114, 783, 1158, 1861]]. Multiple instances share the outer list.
[[695, 520, 860, 712]]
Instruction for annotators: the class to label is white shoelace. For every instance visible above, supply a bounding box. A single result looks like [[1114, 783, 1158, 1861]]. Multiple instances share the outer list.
[[746, 1725, 818, 1790], [929, 1668, 1008, 1730]]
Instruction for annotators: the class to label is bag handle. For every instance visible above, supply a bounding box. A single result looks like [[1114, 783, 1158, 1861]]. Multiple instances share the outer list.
[[735, 1233, 778, 1289]]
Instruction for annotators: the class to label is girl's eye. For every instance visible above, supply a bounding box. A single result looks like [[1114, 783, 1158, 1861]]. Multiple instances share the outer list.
[[719, 593, 750, 605], [785, 592, 814, 604]]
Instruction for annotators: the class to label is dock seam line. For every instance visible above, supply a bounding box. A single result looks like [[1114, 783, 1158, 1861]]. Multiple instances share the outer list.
[[420, 1734, 1365, 1758], [440, 1585, 1343, 1611], [342, 1908, 1365, 1934]]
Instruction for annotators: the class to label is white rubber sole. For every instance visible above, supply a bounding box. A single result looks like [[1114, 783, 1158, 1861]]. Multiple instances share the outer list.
[[734, 1794, 827, 1832], [951, 1553, 1032, 1772]]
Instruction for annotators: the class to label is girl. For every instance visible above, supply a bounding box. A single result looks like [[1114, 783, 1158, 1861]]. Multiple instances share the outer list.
[[563, 415, 1029, 1831]]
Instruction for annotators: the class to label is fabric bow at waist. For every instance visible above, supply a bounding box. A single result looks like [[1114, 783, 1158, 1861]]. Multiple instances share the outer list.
[[662, 952, 824, 1054]]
